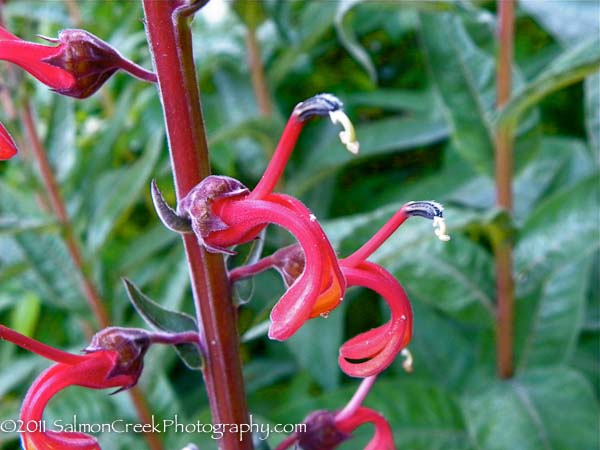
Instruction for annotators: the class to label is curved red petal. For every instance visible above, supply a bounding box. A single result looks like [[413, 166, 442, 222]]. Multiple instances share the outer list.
[[0, 122, 18, 160], [337, 262, 412, 377], [211, 197, 326, 340], [336, 407, 395, 450], [20, 351, 132, 450]]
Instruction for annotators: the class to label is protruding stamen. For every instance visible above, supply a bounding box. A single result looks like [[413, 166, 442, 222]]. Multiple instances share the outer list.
[[329, 109, 360, 154], [150, 179, 193, 233], [433, 216, 451, 242], [405, 200, 450, 241], [400, 348, 413, 373], [295, 93, 343, 121]]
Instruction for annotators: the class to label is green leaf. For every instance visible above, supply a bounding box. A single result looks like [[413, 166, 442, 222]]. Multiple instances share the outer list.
[[520, 0, 600, 47], [232, 0, 267, 31], [335, 0, 377, 83], [462, 367, 600, 450], [85, 130, 162, 252], [419, 12, 495, 175], [515, 175, 600, 290], [123, 278, 202, 370], [344, 88, 439, 114], [286, 303, 344, 390], [290, 114, 449, 195], [518, 258, 592, 370], [383, 234, 495, 323], [585, 74, 600, 158], [497, 37, 600, 130]]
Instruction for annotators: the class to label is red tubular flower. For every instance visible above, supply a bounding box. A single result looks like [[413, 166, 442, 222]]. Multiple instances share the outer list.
[[230, 201, 449, 377], [0, 26, 156, 99], [277, 377, 395, 450], [0, 325, 149, 450], [151, 93, 357, 339], [0, 121, 18, 160]]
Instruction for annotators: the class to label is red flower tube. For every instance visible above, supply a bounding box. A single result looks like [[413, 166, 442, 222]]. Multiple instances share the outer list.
[[0, 326, 149, 450], [0, 26, 156, 99]]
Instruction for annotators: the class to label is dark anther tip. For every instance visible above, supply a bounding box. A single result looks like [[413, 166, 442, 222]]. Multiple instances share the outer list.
[[295, 93, 343, 122], [404, 201, 444, 220]]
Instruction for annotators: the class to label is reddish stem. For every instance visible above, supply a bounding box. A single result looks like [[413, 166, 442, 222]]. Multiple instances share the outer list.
[[142, 2, 252, 449], [495, 0, 515, 379]]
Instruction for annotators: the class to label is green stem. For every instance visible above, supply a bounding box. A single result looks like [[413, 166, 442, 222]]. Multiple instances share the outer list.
[[141, 2, 252, 448], [495, 0, 515, 379]]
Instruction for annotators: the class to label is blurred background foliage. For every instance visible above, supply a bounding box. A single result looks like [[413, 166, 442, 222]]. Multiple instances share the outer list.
[[0, 1, 598, 449]]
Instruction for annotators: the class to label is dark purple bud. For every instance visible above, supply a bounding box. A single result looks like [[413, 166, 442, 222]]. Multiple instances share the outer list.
[[295, 93, 343, 122], [177, 175, 250, 254], [297, 410, 351, 450], [42, 29, 156, 99], [84, 327, 151, 391]]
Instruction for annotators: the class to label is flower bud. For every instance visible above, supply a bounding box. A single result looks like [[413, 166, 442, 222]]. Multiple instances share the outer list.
[[42, 29, 157, 98]]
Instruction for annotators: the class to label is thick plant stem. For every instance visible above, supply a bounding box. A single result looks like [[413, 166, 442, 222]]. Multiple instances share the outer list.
[[142, 2, 252, 449], [20, 101, 163, 450], [495, 0, 515, 379]]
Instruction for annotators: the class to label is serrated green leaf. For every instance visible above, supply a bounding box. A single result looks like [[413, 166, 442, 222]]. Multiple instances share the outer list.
[[462, 367, 599, 450], [123, 278, 202, 370]]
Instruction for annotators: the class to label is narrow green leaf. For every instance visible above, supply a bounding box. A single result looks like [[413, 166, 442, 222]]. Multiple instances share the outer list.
[[291, 114, 449, 195], [123, 278, 202, 370], [86, 130, 162, 252], [585, 74, 600, 158], [419, 12, 495, 174], [232, 0, 267, 31], [335, 0, 377, 83], [497, 37, 600, 130]]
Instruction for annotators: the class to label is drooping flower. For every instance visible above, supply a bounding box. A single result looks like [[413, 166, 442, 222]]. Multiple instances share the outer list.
[[0, 326, 150, 449], [0, 26, 156, 99], [151, 93, 358, 340], [276, 377, 395, 450], [229, 200, 449, 377]]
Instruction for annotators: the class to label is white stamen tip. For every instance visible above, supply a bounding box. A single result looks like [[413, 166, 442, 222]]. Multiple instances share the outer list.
[[329, 110, 359, 154], [433, 216, 451, 242], [401, 348, 413, 373]]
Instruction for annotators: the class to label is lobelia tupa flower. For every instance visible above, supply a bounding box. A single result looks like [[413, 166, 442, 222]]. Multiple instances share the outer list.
[[0, 325, 198, 450], [0, 25, 156, 159], [230, 201, 450, 377], [276, 376, 394, 450], [151, 93, 360, 340]]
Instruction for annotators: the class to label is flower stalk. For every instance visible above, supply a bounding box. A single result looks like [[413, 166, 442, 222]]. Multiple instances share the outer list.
[[495, 0, 515, 379], [141, 1, 252, 448]]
